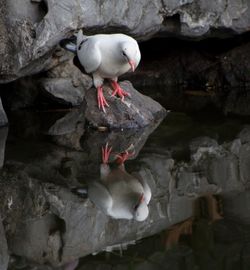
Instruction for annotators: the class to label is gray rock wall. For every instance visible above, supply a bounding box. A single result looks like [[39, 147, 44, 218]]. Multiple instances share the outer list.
[[1, 0, 250, 82]]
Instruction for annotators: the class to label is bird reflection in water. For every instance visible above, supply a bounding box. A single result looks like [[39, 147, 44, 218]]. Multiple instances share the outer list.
[[76, 143, 151, 221]]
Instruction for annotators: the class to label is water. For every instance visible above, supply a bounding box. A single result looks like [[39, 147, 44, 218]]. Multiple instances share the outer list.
[[1, 110, 250, 270]]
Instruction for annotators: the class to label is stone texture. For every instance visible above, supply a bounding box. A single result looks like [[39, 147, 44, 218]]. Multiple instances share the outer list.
[[41, 59, 93, 106], [0, 218, 9, 270], [40, 78, 86, 106], [1, 0, 250, 82], [0, 98, 8, 127], [0, 127, 8, 168], [85, 81, 167, 129]]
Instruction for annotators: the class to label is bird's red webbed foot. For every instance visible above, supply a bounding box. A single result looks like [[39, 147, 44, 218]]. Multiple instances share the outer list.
[[110, 81, 131, 101], [116, 149, 135, 165], [97, 86, 109, 113], [102, 143, 112, 164]]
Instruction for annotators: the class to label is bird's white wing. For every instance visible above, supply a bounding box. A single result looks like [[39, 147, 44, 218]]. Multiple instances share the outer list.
[[132, 172, 152, 204], [77, 31, 101, 73], [88, 181, 113, 214]]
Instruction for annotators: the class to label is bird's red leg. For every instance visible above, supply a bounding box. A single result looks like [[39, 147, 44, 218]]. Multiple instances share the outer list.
[[102, 143, 112, 164], [97, 86, 109, 113], [110, 81, 131, 101], [115, 150, 135, 165]]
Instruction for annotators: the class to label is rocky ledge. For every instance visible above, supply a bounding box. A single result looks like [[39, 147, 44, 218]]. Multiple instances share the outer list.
[[85, 81, 167, 129]]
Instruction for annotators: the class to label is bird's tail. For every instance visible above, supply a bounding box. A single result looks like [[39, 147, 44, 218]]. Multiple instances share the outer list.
[[60, 34, 77, 53]]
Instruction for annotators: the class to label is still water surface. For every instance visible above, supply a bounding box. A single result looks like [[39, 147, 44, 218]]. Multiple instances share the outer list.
[[2, 110, 250, 270]]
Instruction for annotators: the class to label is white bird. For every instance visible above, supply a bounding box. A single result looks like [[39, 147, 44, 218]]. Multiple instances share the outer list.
[[60, 30, 141, 112], [77, 144, 151, 221]]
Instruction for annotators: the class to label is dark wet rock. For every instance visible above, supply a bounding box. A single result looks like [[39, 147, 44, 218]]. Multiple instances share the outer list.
[[47, 109, 85, 136], [48, 113, 85, 151], [3, 77, 41, 110], [0, 218, 9, 270], [44, 107, 86, 150], [85, 81, 167, 129]]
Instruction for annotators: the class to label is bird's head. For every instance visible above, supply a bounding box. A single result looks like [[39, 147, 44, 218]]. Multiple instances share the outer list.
[[133, 194, 149, 222], [121, 42, 140, 72]]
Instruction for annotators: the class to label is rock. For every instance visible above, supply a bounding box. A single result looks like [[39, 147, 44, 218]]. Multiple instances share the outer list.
[[197, 145, 244, 192], [230, 138, 241, 156], [0, 98, 8, 127], [40, 78, 86, 106], [39, 59, 92, 106], [85, 81, 167, 129], [9, 213, 62, 266], [4, 59, 93, 110], [239, 143, 250, 185], [221, 42, 250, 87], [190, 136, 218, 155], [48, 108, 85, 150], [0, 127, 8, 168], [0, 218, 9, 270], [223, 191, 250, 225], [2, 0, 250, 82], [238, 126, 250, 144]]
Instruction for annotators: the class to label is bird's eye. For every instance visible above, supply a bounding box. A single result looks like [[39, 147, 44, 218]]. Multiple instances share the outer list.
[[122, 51, 126, 56]]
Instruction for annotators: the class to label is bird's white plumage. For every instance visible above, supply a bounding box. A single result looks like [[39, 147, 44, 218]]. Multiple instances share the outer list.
[[76, 30, 141, 88], [88, 167, 151, 221]]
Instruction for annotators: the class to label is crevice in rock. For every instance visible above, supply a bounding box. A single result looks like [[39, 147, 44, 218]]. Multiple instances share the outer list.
[[161, 13, 181, 35], [39, 0, 48, 16], [31, 0, 48, 24]]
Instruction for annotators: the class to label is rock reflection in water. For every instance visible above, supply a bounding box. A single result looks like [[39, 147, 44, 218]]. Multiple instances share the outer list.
[[0, 109, 164, 269], [1, 112, 250, 269]]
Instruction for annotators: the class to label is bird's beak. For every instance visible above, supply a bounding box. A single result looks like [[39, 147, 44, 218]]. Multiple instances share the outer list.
[[128, 60, 135, 72]]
